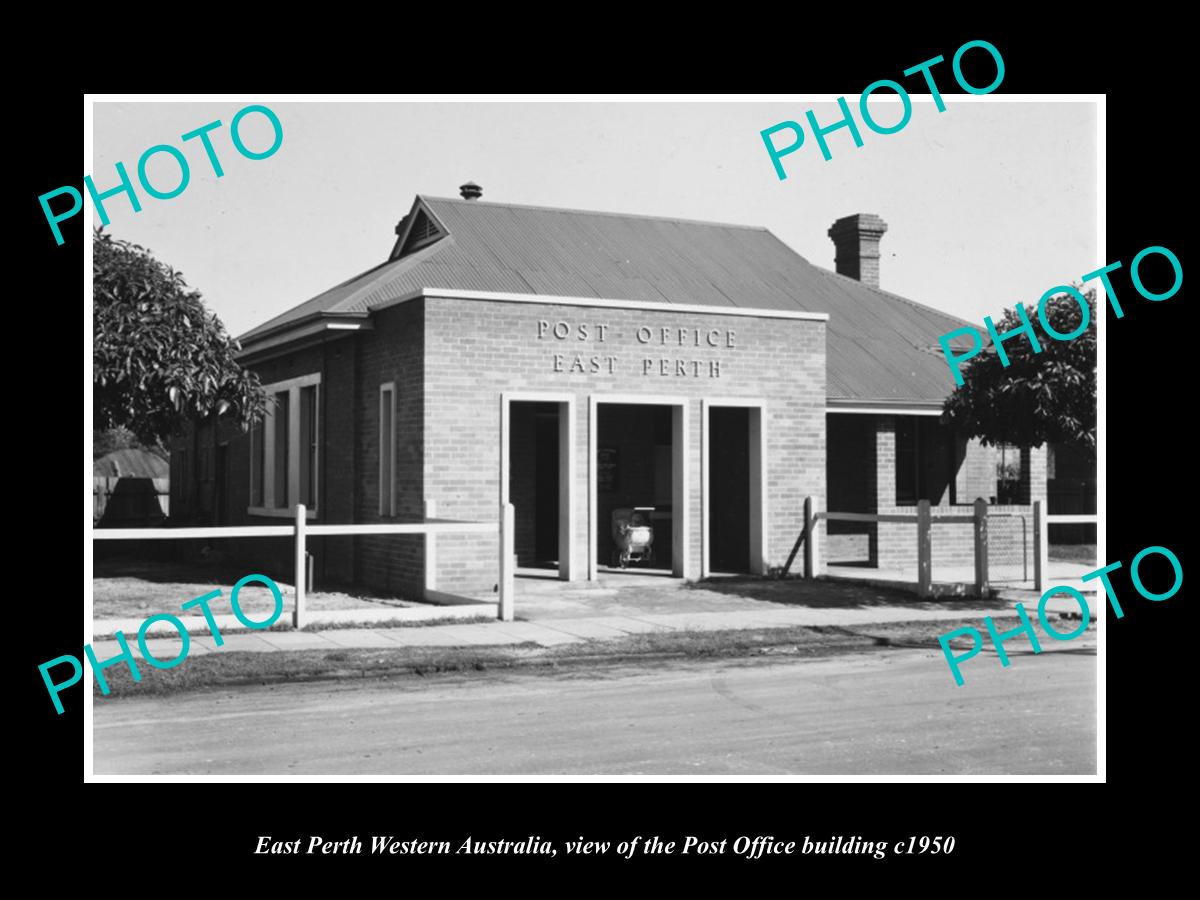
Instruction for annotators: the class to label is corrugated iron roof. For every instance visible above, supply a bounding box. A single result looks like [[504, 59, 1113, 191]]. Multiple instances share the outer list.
[[241, 195, 975, 403], [93, 449, 170, 478]]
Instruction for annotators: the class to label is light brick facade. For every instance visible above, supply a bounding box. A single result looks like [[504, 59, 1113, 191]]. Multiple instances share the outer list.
[[421, 298, 826, 594], [173, 296, 828, 597], [824, 412, 1046, 575]]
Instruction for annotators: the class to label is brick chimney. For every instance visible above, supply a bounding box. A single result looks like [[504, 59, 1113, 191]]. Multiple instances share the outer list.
[[459, 181, 482, 200], [828, 213, 888, 288]]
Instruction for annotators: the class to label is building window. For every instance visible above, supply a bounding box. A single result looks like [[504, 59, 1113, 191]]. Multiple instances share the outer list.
[[300, 385, 318, 507], [175, 448, 189, 511], [249, 373, 320, 515], [895, 418, 959, 506], [249, 421, 264, 507], [379, 382, 396, 516], [895, 418, 922, 505], [272, 390, 289, 507], [996, 442, 1023, 505]]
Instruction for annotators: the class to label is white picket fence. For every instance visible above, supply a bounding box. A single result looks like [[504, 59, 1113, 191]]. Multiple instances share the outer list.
[[91, 503, 517, 626], [802, 497, 1098, 597]]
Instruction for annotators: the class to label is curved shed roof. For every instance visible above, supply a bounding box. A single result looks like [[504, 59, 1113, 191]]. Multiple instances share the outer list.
[[93, 449, 169, 479]]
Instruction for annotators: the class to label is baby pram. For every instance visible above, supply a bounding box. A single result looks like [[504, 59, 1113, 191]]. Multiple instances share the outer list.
[[611, 507, 655, 568]]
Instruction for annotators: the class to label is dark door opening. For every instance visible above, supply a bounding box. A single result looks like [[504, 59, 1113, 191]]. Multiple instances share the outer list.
[[709, 406, 750, 573], [510, 401, 560, 570], [215, 443, 228, 524], [534, 412, 559, 562], [597, 403, 674, 574]]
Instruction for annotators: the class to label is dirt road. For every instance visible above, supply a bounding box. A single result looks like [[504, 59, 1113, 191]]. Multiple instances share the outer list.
[[93, 645, 1095, 776]]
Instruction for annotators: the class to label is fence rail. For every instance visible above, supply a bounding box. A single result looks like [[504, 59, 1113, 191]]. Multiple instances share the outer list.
[[92, 525, 294, 539], [89, 504, 516, 626], [1036, 511, 1098, 592], [802, 498, 1087, 597]]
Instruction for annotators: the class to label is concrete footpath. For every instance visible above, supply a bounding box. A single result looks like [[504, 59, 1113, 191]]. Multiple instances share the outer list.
[[90, 593, 1095, 659]]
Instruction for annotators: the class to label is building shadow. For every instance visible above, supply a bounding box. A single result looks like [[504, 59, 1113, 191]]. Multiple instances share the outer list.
[[684, 575, 1017, 611]]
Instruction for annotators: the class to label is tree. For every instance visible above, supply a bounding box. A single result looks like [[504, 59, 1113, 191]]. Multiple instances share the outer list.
[[93, 229, 268, 447], [942, 288, 1096, 458]]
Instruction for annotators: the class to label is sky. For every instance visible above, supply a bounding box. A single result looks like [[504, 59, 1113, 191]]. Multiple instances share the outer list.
[[90, 99, 1098, 338]]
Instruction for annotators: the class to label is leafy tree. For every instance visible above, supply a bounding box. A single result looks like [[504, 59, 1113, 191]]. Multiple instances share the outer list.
[[93, 229, 267, 446], [942, 288, 1096, 458]]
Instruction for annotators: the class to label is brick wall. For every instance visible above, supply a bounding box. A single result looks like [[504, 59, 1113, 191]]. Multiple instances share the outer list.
[[422, 298, 826, 594], [352, 301, 425, 598], [873, 504, 1036, 574], [318, 338, 357, 583], [857, 416, 1035, 573], [872, 432, 1040, 574], [875, 417, 897, 509], [959, 437, 997, 503]]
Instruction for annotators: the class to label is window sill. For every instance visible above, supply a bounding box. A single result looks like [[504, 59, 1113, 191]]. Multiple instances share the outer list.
[[893, 502, 976, 508], [247, 506, 318, 520]]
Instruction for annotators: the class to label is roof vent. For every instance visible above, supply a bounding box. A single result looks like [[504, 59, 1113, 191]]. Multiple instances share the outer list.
[[459, 181, 482, 200], [396, 208, 445, 257]]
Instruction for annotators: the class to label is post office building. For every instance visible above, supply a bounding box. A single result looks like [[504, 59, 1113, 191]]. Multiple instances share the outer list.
[[171, 184, 1047, 597]]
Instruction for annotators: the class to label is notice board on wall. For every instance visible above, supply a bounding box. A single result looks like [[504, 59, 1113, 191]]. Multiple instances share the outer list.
[[598, 447, 619, 493]]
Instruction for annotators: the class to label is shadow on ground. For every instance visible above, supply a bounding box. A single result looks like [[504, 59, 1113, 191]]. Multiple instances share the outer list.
[[685, 576, 1015, 611], [92, 554, 415, 620]]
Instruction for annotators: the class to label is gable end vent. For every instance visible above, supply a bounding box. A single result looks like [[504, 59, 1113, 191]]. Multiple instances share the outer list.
[[398, 209, 444, 256]]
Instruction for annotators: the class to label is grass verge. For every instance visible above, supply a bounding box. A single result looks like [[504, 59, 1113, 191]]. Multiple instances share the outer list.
[[1048, 543, 1097, 565], [93, 616, 1094, 700], [92, 614, 495, 641]]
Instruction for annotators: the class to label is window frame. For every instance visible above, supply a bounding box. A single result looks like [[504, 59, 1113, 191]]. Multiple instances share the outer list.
[[895, 417, 921, 506], [379, 381, 396, 516], [175, 447, 190, 511], [248, 372, 321, 518], [249, 419, 265, 507], [894, 417, 962, 507]]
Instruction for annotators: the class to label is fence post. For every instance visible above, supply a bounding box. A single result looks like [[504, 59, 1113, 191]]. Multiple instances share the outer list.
[[499, 502, 515, 622], [293, 503, 307, 630], [973, 498, 989, 597], [1033, 499, 1047, 591], [424, 499, 438, 597], [917, 499, 932, 597], [804, 496, 822, 579]]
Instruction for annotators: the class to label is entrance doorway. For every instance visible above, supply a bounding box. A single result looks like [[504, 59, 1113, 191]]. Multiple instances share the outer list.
[[703, 401, 767, 576], [590, 398, 688, 578], [708, 407, 750, 572], [509, 401, 560, 570], [502, 395, 576, 580]]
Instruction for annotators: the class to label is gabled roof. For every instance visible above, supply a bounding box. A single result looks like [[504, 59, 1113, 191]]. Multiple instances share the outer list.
[[241, 195, 974, 405]]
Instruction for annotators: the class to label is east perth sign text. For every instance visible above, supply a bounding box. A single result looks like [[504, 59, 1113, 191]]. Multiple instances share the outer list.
[[539, 319, 735, 378]]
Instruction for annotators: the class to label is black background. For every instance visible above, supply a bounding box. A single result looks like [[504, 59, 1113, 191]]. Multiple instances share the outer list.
[[25, 21, 1189, 882]]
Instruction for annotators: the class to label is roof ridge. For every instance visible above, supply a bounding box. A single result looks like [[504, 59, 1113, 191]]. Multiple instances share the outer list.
[[419, 194, 770, 232], [339, 240, 450, 300], [237, 242, 450, 342], [758, 227, 976, 330], [813, 265, 978, 330]]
